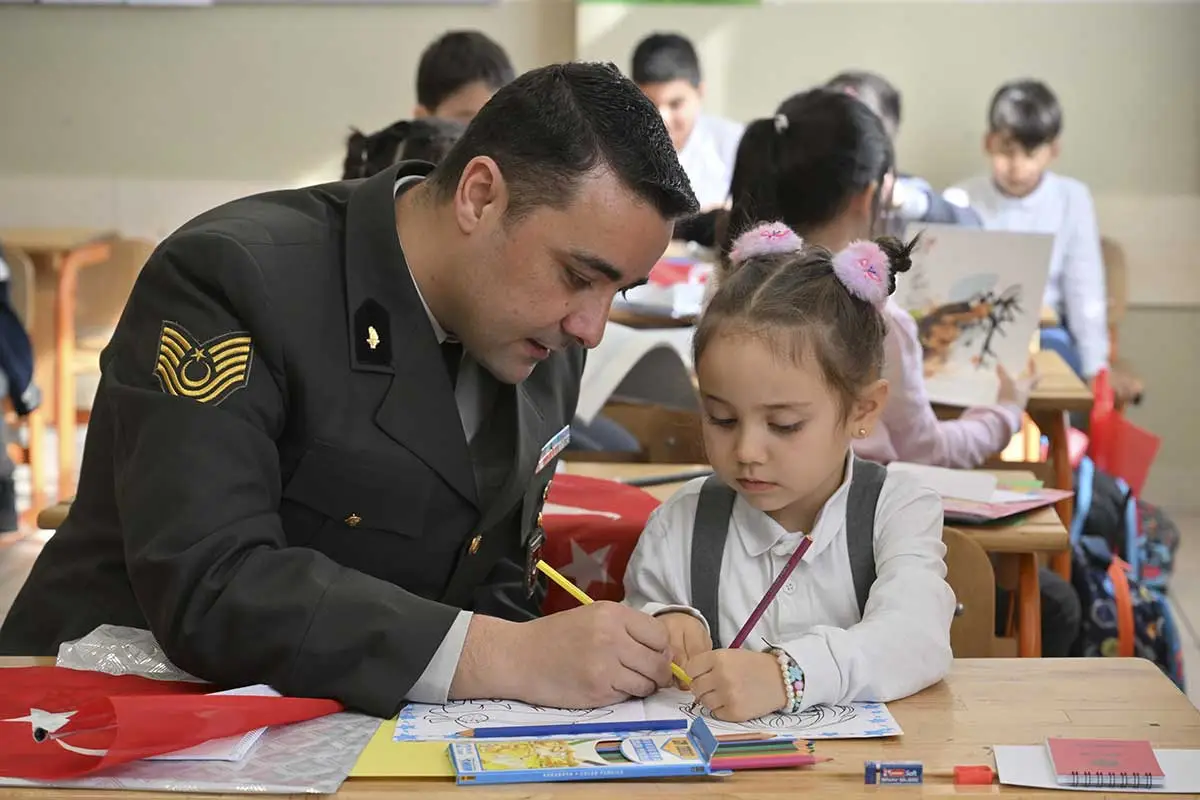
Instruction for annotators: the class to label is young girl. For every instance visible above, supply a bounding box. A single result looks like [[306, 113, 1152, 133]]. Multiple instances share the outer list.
[[341, 117, 466, 179], [623, 221, 956, 723], [705, 88, 1076, 660]]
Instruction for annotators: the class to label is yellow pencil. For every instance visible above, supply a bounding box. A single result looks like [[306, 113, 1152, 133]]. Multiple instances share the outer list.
[[535, 559, 693, 686]]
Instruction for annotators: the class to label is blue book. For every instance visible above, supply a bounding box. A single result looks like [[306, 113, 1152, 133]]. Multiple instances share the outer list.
[[448, 717, 721, 786]]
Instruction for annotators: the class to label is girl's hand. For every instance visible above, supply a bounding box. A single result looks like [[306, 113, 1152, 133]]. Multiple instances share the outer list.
[[658, 613, 712, 688], [687, 649, 788, 722], [997, 360, 1039, 409]]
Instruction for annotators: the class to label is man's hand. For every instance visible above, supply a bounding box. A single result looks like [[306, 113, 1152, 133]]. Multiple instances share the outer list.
[[658, 612, 712, 687], [687, 649, 787, 722], [453, 602, 673, 708]]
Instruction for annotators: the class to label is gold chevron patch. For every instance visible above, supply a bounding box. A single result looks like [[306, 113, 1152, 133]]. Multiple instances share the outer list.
[[153, 321, 254, 405]]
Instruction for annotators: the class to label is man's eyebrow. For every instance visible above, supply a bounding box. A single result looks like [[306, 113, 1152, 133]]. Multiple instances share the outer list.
[[565, 249, 627, 284]]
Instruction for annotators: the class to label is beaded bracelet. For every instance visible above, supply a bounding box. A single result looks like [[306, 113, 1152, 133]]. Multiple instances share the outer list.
[[768, 646, 805, 714]]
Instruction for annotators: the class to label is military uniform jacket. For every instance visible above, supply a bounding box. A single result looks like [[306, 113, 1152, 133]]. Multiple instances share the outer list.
[[0, 163, 584, 717]]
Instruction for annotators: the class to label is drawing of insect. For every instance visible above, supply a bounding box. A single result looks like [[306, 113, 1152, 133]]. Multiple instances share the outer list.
[[915, 275, 1023, 376]]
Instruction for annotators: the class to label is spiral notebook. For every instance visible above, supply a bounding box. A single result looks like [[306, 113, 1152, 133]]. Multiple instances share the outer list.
[[1046, 738, 1164, 789], [994, 742, 1200, 793]]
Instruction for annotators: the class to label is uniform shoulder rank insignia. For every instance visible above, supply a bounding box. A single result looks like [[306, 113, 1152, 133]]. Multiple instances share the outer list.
[[154, 321, 254, 405]]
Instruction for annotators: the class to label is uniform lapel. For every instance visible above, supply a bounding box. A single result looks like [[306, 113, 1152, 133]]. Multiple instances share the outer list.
[[343, 163, 478, 508], [475, 382, 549, 533]]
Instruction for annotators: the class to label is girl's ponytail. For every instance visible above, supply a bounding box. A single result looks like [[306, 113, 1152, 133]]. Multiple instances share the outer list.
[[721, 114, 788, 263]]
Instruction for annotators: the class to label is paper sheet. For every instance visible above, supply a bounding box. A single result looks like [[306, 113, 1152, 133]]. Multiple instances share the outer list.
[[893, 224, 1054, 409], [576, 322, 697, 424], [352, 719, 454, 778], [393, 698, 651, 742], [888, 462, 999, 502], [144, 684, 279, 762], [643, 690, 901, 739], [994, 745, 1200, 793]]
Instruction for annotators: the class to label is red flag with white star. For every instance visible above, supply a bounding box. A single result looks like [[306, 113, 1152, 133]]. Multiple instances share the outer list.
[[0, 667, 341, 779], [540, 474, 661, 614]]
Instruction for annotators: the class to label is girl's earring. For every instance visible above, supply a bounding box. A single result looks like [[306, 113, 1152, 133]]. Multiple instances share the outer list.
[[857, 428, 867, 438]]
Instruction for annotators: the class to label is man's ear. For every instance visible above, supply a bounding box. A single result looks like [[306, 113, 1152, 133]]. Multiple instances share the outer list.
[[452, 156, 507, 235], [413, 104, 431, 119], [1049, 138, 1062, 161], [850, 379, 889, 439]]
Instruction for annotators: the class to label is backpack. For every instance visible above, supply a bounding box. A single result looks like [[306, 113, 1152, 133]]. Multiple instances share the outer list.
[[1073, 456, 1178, 593], [1070, 457, 1185, 691], [689, 458, 886, 647]]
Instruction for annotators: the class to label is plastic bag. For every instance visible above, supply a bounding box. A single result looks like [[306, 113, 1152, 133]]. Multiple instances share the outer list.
[[55, 625, 203, 682]]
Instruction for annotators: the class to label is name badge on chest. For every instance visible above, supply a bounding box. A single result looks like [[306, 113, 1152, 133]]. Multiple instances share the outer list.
[[536, 425, 571, 474]]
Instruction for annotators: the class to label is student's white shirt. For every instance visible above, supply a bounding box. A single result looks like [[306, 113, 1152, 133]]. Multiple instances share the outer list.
[[623, 455, 955, 710], [950, 171, 1109, 377], [677, 114, 744, 209]]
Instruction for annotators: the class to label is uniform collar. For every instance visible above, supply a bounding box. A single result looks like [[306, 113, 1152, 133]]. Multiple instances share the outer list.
[[393, 173, 452, 346], [732, 450, 857, 559]]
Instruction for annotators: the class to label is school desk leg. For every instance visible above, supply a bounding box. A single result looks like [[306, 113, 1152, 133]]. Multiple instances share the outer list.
[[1033, 408, 1073, 582], [1017, 553, 1042, 658]]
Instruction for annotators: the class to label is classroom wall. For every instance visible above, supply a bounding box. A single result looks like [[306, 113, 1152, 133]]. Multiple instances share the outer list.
[[578, 1, 1200, 506], [0, 1, 1197, 505]]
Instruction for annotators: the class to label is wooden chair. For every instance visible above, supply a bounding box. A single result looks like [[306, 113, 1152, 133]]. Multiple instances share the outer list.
[[1100, 237, 1143, 410], [0, 242, 47, 530], [72, 237, 157, 424], [942, 526, 1006, 658]]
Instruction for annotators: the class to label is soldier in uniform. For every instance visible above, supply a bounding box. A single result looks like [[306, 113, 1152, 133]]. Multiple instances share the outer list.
[[0, 63, 699, 717]]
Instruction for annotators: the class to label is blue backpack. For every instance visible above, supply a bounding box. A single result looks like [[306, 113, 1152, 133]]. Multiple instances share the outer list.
[[1070, 457, 1185, 691]]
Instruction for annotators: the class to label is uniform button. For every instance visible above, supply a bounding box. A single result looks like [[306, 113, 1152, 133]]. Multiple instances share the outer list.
[[783, 582, 796, 595], [344, 513, 361, 527], [469, 535, 483, 555]]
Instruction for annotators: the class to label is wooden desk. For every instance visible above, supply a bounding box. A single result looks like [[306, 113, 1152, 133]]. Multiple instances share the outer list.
[[0, 228, 118, 500], [1, 658, 1195, 797], [1027, 348, 1093, 577]]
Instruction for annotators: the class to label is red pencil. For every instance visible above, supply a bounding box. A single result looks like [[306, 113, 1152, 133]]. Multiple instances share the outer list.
[[728, 535, 814, 649], [710, 752, 829, 771]]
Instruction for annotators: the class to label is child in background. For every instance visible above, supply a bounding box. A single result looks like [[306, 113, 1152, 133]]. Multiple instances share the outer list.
[[0, 249, 41, 531], [631, 33, 743, 210], [342, 118, 467, 180], [951, 79, 1109, 385], [412, 30, 515, 123], [624, 222, 954, 721], [715, 89, 1079, 658], [823, 71, 982, 229]]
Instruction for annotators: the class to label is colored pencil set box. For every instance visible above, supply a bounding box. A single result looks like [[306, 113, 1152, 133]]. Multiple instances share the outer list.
[[448, 718, 822, 786]]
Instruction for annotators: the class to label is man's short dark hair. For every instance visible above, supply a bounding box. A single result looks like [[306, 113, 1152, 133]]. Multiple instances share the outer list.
[[416, 30, 515, 112], [988, 79, 1062, 150], [428, 62, 698, 223], [631, 33, 701, 87], [825, 70, 902, 135]]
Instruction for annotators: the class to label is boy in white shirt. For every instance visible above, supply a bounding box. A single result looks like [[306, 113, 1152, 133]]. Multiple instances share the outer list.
[[952, 79, 1109, 383], [631, 33, 744, 211]]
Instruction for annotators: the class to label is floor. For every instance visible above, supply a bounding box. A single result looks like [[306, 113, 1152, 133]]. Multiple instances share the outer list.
[[0, 431, 1198, 710]]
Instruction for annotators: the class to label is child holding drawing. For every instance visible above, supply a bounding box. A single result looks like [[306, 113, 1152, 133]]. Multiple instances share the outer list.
[[623, 216, 956, 722]]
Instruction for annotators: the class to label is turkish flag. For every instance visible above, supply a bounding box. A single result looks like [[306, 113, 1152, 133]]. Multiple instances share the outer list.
[[0, 667, 341, 779], [540, 474, 662, 614]]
